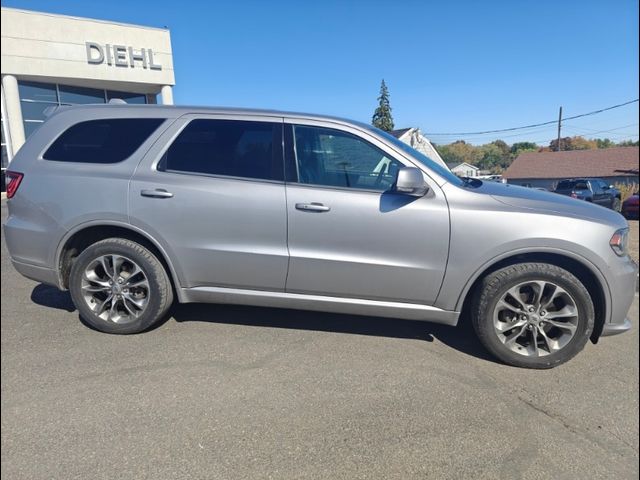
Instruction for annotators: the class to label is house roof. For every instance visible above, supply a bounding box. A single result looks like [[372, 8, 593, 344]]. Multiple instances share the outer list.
[[503, 147, 639, 179], [389, 128, 412, 138], [446, 162, 479, 170]]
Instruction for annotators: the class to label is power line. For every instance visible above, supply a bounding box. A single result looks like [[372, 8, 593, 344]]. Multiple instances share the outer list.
[[561, 122, 639, 135], [423, 99, 639, 136], [429, 125, 558, 143]]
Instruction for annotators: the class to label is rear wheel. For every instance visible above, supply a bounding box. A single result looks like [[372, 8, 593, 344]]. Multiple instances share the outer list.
[[69, 238, 173, 334], [472, 263, 594, 369]]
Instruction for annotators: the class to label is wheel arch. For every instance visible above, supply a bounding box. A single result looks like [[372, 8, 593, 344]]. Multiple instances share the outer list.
[[456, 251, 610, 343], [56, 222, 183, 301]]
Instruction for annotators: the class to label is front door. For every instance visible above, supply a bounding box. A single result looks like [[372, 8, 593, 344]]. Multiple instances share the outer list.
[[283, 122, 450, 305], [129, 115, 289, 291]]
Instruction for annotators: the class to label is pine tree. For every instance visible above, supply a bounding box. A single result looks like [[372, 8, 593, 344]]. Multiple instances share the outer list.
[[372, 79, 395, 132]]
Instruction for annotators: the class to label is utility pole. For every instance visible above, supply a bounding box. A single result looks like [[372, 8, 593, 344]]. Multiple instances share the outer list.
[[556, 106, 563, 151]]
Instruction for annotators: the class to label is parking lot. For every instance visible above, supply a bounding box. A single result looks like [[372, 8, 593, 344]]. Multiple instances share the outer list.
[[1, 201, 638, 480]]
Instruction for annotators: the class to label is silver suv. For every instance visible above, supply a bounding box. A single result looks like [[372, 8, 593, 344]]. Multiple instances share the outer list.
[[3, 105, 637, 368]]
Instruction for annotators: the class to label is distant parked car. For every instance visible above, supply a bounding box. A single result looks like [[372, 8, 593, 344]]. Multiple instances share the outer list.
[[477, 174, 503, 182], [519, 184, 548, 192], [622, 193, 639, 219], [554, 178, 622, 211]]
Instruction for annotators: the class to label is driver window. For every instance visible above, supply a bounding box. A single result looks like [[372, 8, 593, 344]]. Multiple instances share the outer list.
[[293, 125, 403, 191]]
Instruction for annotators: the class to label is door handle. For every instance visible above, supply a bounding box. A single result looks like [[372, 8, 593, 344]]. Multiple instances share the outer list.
[[140, 189, 174, 199], [295, 202, 331, 212]]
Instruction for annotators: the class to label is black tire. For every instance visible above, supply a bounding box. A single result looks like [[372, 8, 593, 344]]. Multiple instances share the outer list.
[[471, 263, 594, 369], [69, 238, 173, 334]]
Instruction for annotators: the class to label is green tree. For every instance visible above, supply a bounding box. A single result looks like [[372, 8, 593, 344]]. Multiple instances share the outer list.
[[479, 143, 505, 171], [371, 79, 394, 131], [549, 136, 597, 151], [436, 140, 482, 166], [596, 138, 615, 149], [510, 142, 539, 156], [491, 140, 510, 157]]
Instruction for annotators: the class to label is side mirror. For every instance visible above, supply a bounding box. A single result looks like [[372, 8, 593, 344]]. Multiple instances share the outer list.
[[394, 167, 429, 197]]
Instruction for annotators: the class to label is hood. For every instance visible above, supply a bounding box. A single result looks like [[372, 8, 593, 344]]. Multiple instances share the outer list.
[[470, 181, 626, 227]]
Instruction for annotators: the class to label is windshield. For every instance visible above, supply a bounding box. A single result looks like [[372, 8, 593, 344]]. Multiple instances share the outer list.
[[364, 126, 465, 187]]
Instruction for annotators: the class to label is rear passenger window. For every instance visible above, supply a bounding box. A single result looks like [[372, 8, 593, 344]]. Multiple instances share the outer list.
[[157, 119, 282, 181], [44, 119, 163, 163]]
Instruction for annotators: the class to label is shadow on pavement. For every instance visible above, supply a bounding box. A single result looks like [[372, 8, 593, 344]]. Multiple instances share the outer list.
[[172, 302, 499, 364], [30, 283, 76, 312], [28, 282, 499, 364]]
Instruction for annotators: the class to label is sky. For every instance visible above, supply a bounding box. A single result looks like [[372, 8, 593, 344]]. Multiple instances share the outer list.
[[2, 0, 639, 145]]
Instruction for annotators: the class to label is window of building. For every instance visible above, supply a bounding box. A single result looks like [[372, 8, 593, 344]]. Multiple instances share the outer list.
[[43, 118, 164, 163], [18, 81, 153, 141], [58, 85, 106, 104], [292, 125, 402, 191], [107, 90, 149, 104], [158, 119, 282, 181]]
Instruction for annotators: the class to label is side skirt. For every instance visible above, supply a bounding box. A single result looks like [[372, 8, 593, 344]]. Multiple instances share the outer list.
[[180, 286, 460, 326]]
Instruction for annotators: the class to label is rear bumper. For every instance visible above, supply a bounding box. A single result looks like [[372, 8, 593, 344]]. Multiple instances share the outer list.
[[11, 259, 60, 288], [601, 317, 632, 337]]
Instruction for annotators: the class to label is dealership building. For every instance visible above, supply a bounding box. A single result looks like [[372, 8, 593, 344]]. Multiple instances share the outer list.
[[1, 7, 175, 184]]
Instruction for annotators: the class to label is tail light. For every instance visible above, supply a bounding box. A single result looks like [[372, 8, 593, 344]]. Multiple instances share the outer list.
[[5, 171, 24, 199], [570, 192, 578, 198]]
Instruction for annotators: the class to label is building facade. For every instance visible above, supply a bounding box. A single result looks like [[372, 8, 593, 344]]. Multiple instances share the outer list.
[[503, 147, 639, 190], [446, 162, 480, 178], [1, 7, 175, 182]]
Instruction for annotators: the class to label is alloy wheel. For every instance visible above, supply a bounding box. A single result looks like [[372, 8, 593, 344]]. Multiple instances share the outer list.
[[493, 280, 579, 357], [81, 254, 150, 324]]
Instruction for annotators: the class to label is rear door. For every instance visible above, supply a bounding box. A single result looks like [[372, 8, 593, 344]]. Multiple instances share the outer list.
[[282, 120, 450, 305], [129, 114, 289, 291]]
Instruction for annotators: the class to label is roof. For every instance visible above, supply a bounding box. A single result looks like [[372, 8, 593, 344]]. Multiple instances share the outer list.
[[48, 103, 372, 126], [446, 162, 479, 170], [389, 128, 412, 139], [503, 147, 639, 179]]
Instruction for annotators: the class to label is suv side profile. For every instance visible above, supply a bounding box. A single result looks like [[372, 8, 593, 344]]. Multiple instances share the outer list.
[[4, 105, 637, 369], [554, 178, 622, 211]]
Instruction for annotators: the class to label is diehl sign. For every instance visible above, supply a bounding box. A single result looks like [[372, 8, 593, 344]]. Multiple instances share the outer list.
[[86, 42, 162, 70]]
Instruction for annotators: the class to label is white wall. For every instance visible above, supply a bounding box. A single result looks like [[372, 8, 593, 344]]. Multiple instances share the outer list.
[[450, 164, 479, 177], [397, 129, 448, 169], [1, 7, 175, 90]]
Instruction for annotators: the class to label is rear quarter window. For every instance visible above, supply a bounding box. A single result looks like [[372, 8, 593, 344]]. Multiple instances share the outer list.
[[556, 180, 576, 190], [43, 118, 164, 163]]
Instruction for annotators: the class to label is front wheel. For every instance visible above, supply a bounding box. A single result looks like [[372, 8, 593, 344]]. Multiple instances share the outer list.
[[69, 238, 173, 334], [472, 263, 594, 369]]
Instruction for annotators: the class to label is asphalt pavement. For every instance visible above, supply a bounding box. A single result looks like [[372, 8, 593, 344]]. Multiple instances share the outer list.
[[1, 200, 638, 479]]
